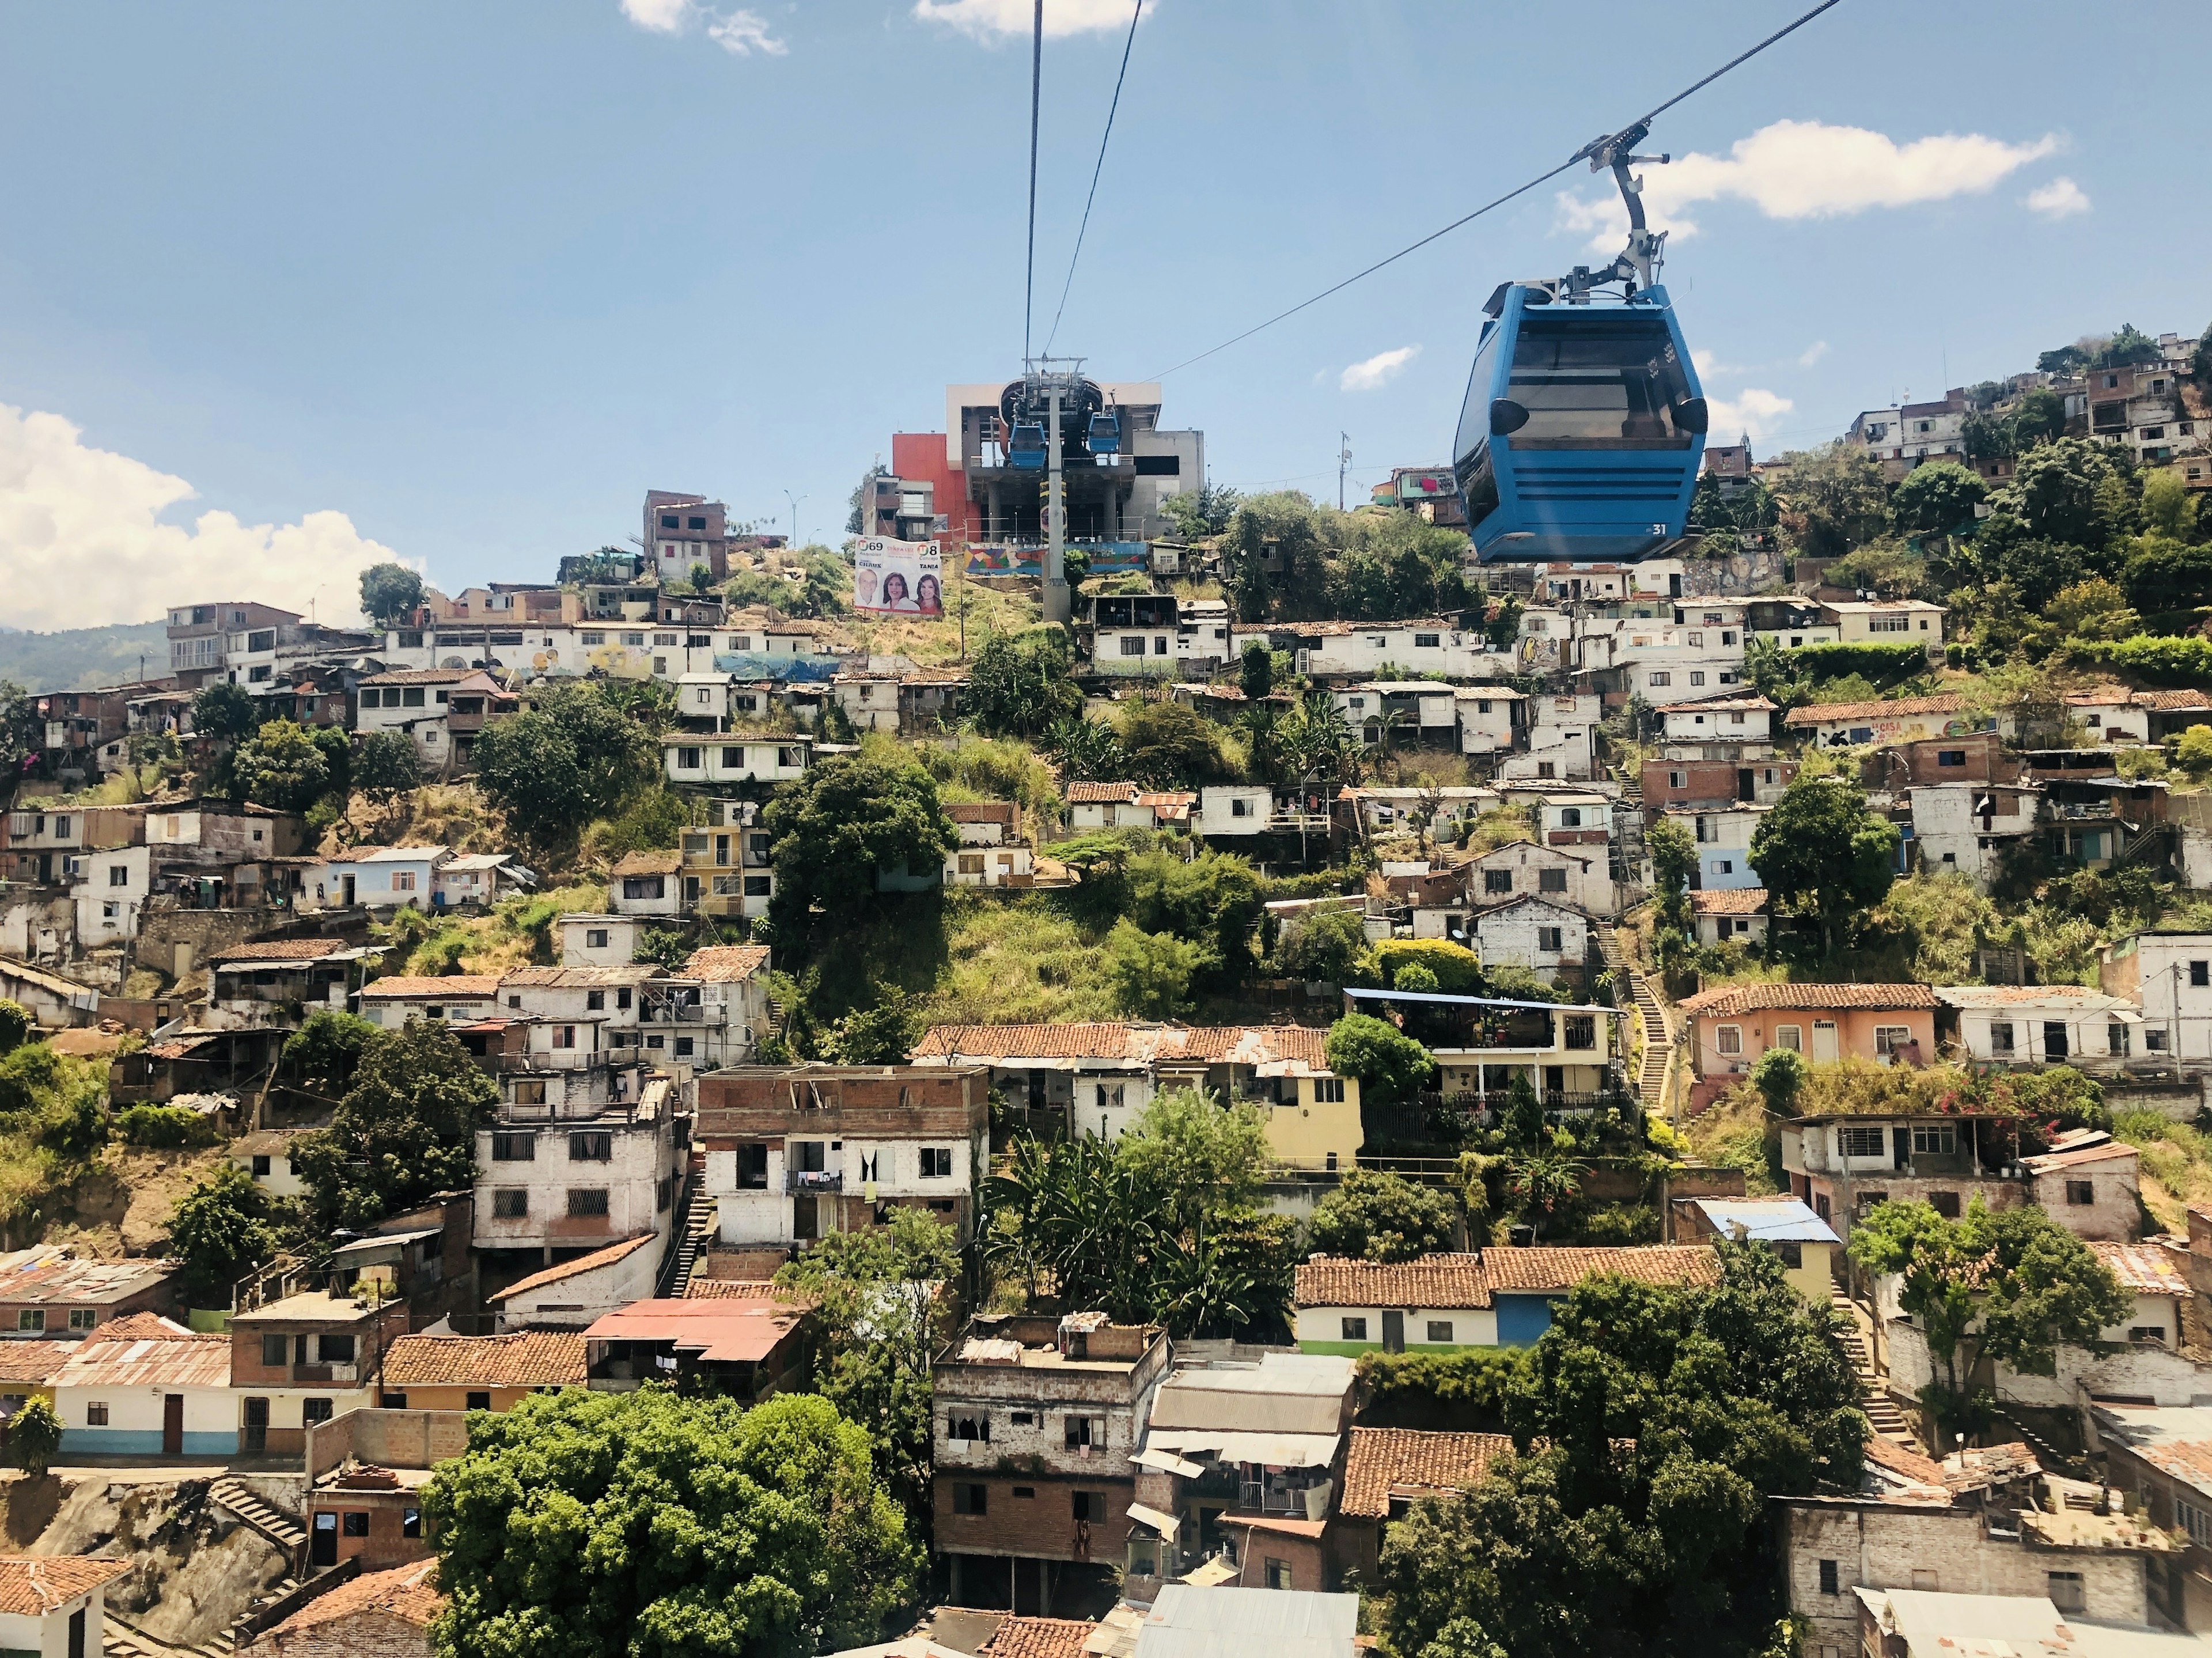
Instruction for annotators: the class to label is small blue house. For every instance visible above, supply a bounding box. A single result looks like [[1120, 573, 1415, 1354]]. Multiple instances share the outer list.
[[1484, 1246, 1723, 1345]]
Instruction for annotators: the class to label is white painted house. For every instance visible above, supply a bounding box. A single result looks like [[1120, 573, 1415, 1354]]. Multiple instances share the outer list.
[[1496, 693, 1603, 783], [1937, 985, 2145, 1073], [1198, 785, 1275, 837], [314, 846, 450, 912], [0, 1556, 132, 1658], [661, 735, 812, 786], [1454, 687, 1526, 757], [1471, 895, 1589, 975], [473, 1077, 685, 1266], [1465, 841, 1613, 918], [1662, 804, 1764, 892], [1654, 695, 1775, 744], [51, 1331, 236, 1457], [74, 844, 150, 949], [558, 913, 647, 968]]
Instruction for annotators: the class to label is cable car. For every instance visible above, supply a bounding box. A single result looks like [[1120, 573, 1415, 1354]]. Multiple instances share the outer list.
[[1007, 422, 1049, 469], [1452, 122, 1708, 564], [1085, 409, 1122, 455]]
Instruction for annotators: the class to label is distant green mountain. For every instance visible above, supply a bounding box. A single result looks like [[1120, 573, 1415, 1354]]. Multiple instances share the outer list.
[[0, 621, 171, 691]]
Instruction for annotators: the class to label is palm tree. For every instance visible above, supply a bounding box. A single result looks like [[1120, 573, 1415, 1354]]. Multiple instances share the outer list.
[[1506, 1150, 1588, 1237], [1233, 704, 1281, 784]]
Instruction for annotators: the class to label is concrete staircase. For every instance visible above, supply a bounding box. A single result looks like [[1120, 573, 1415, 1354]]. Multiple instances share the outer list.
[[105, 1610, 238, 1658], [656, 1154, 718, 1299], [1831, 1289, 1912, 1440], [1601, 930, 1673, 1111], [209, 1478, 306, 1552]]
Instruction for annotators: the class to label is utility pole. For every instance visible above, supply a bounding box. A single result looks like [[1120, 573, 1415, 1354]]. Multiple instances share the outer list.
[[1338, 432, 1351, 511], [1044, 384, 1069, 624]]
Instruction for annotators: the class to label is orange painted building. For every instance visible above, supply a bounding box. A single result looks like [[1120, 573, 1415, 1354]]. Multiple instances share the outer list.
[[1677, 982, 1938, 1111]]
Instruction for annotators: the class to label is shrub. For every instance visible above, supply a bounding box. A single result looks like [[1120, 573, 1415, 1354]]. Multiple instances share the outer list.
[[118, 1105, 218, 1149], [0, 1001, 31, 1055], [9, 1397, 61, 1476], [1752, 1047, 1809, 1116], [1373, 939, 1484, 994], [2078, 635, 2212, 686], [1308, 1169, 1459, 1262], [1789, 640, 1931, 687], [1325, 1013, 1434, 1104]]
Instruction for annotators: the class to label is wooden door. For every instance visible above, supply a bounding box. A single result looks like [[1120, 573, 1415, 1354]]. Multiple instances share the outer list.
[[244, 1396, 268, 1453], [162, 1393, 184, 1455], [311, 1512, 338, 1567], [1381, 1311, 1405, 1354]]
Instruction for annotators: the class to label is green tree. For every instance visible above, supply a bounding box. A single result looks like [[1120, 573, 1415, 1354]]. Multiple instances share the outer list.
[[1105, 920, 1203, 1017], [1043, 715, 1128, 784], [1308, 1169, 1457, 1262], [1377, 1243, 1865, 1658], [282, 1009, 377, 1097], [1890, 460, 1986, 539], [0, 683, 39, 811], [1749, 770, 1899, 955], [8, 1397, 61, 1477], [776, 1209, 959, 1520], [1751, 1046, 1808, 1115], [1847, 1197, 2128, 1440], [1277, 907, 1369, 985], [2141, 468, 2199, 540], [763, 755, 957, 958], [1325, 1013, 1434, 1104], [353, 730, 425, 805], [1646, 814, 1696, 935], [2177, 725, 2212, 778], [167, 1164, 288, 1307], [0, 1001, 30, 1057], [1117, 1088, 1271, 1232], [190, 680, 259, 745], [425, 1388, 921, 1658], [820, 990, 922, 1065], [2046, 578, 2139, 641], [1995, 437, 2116, 549], [1773, 441, 1888, 559], [1116, 700, 1227, 788], [358, 562, 425, 627], [292, 1019, 499, 1231], [1240, 639, 1275, 700], [964, 629, 1081, 738], [232, 719, 334, 813], [1161, 482, 1243, 541], [472, 680, 658, 850], [2123, 535, 2212, 616]]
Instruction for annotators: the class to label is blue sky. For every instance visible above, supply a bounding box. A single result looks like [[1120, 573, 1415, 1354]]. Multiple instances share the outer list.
[[2, 0, 2206, 627]]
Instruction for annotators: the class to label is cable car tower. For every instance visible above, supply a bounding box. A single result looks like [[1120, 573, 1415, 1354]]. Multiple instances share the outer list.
[[1453, 119, 1711, 565], [1002, 356, 1112, 624]]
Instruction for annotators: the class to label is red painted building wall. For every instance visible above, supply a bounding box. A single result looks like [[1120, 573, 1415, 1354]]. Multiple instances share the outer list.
[[891, 433, 974, 548]]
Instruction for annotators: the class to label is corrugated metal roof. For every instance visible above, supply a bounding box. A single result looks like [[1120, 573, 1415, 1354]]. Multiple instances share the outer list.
[[681, 945, 770, 984], [1694, 1198, 1841, 1246], [582, 1297, 806, 1363], [52, 1334, 230, 1390]]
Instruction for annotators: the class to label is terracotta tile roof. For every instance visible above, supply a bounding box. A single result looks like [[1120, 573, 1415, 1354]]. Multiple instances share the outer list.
[[1861, 1433, 1949, 1492], [0, 1557, 134, 1615], [1782, 693, 1965, 728], [914, 1023, 1139, 1061], [0, 1342, 75, 1385], [487, 1232, 658, 1304], [684, 1278, 785, 1299], [274, 1559, 443, 1635], [982, 1618, 1096, 1658], [1688, 888, 1769, 916], [1676, 982, 1938, 1016], [1294, 1255, 1492, 1311], [681, 945, 771, 983], [609, 849, 682, 876], [381, 1332, 589, 1388], [211, 938, 353, 962], [1483, 1245, 1721, 1293], [92, 1312, 195, 1343], [946, 802, 1018, 825], [1339, 1428, 1513, 1519], [361, 974, 502, 999], [1065, 781, 1139, 804], [2088, 1241, 2190, 1296], [2134, 690, 2212, 711]]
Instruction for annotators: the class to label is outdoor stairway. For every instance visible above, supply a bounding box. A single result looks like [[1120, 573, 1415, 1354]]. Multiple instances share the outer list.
[[1602, 930, 1672, 1110], [105, 1610, 236, 1658], [209, 1477, 306, 1551], [657, 1156, 717, 1299], [1830, 1289, 1912, 1440]]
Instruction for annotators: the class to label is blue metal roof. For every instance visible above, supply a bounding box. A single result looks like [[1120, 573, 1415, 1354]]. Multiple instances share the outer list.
[[1341, 988, 1626, 1016]]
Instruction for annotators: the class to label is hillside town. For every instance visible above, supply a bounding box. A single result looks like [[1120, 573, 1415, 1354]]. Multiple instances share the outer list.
[[0, 312, 2207, 1658]]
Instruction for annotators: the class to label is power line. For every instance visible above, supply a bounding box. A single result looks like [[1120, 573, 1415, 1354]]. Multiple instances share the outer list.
[[1146, 0, 1846, 381], [1022, 0, 1043, 361], [1045, 0, 1143, 356]]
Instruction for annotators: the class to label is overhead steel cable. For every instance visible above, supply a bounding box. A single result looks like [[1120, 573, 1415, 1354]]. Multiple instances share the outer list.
[[1023, 0, 1043, 360], [1045, 0, 1143, 356], [1145, 0, 1846, 381]]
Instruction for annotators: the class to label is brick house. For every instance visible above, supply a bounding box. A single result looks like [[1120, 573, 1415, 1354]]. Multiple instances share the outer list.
[[301, 1409, 468, 1572], [1332, 1428, 1511, 1585], [229, 1289, 411, 1456], [1677, 982, 1938, 1111], [2088, 1402, 2212, 1630], [1777, 1112, 2032, 1241], [934, 1313, 1170, 1615], [375, 1332, 587, 1412]]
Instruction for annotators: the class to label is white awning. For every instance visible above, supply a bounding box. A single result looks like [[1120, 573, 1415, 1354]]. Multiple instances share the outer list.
[[1133, 1448, 1206, 1478], [1126, 1502, 1181, 1541], [1142, 1430, 1342, 1468]]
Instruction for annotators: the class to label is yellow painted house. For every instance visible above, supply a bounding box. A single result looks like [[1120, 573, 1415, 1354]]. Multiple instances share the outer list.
[[1674, 1197, 1842, 1301]]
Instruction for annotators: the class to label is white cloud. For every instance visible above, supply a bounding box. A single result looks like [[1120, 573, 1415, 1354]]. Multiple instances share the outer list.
[[620, 0, 690, 32], [1340, 345, 1420, 392], [708, 9, 786, 54], [1798, 340, 1830, 367], [913, 0, 1143, 41], [1705, 387, 1793, 445], [1556, 119, 2062, 251], [0, 403, 399, 631], [623, 0, 786, 54], [2024, 176, 2090, 219]]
